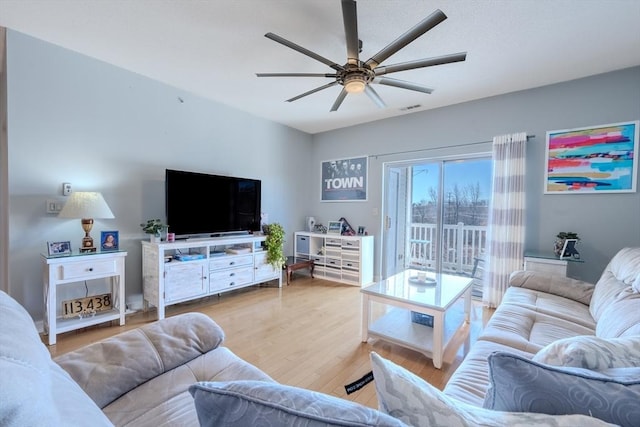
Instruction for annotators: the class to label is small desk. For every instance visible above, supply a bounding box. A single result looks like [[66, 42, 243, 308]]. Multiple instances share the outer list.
[[42, 251, 127, 345], [284, 256, 314, 285], [524, 251, 584, 277]]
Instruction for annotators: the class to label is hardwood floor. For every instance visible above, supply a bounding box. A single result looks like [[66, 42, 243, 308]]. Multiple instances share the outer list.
[[45, 275, 492, 409]]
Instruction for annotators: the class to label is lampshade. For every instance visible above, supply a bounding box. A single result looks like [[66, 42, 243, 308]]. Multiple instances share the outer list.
[[58, 192, 115, 219], [59, 192, 114, 253]]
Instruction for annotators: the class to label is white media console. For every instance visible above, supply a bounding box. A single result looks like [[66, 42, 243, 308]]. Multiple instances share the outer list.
[[142, 234, 281, 319]]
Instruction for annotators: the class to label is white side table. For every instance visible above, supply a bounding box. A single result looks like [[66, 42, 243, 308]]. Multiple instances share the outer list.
[[42, 251, 127, 345], [524, 251, 584, 277]]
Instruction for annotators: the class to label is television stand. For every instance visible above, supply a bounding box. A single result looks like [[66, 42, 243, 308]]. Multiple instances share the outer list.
[[141, 234, 281, 320]]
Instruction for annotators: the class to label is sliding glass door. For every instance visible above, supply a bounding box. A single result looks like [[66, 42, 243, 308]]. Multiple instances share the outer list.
[[382, 156, 491, 294]]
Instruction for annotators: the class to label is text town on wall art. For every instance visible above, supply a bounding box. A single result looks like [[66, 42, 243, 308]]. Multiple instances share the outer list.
[[321, 156, 368, 201], [544, 121, 639, 194]]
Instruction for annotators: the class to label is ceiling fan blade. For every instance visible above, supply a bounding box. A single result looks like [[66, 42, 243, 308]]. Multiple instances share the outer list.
[[287, 81, 339, 103], [257, 73, 338, 78], [374, 52, 467, 76], [341, 0, 359, 65], [375, 77, 433, 94], [265, 32, 344, 72], [365, 9, 447, 68], [330, 89, 349, 112], [365, 86, 386, 109]]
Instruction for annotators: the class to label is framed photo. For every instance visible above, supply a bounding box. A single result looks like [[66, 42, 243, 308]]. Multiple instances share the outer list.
[[47, 241, 72, 256], [544, 121, 639, 194], [559, 239, 579, 259], [357, 226, 366, 235], [327, 220, 343, 235], [321, 156, 368, 201], [100, 231, 119, 251]]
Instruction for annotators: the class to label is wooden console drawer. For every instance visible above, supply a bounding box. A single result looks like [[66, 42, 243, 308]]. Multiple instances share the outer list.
[[60, 259, 117, 280], [342, 260, 360, 271], [342, 239, 360, 249], [209, 254, 253, 271], [209, 267, 253, 291], [326, 238, 342, 246]]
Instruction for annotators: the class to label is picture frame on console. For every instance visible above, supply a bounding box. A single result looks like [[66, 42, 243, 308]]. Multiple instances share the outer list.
[[559, 238, 579, 259], [327, 221, 343, 235], [47, 241, 72, 256], [100, 231, 119, 251]]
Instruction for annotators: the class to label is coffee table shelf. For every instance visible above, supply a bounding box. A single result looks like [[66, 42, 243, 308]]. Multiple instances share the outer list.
[[367, 305, 466, 361]]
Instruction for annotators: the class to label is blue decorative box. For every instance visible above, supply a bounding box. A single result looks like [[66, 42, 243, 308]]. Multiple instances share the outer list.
[[411, 311, 434, 327]]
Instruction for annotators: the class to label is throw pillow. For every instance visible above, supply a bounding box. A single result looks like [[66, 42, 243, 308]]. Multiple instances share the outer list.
[[484, 351, 640, 427], [189, 380, 406, 427], [369, 352, 613, 427], [532, 335, 640, 369]]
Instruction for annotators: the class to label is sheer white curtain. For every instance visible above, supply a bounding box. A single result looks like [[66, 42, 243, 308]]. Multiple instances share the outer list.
[[482, 132, 527, 308]]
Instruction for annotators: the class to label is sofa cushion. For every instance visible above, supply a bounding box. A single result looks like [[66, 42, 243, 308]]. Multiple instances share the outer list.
[[509, 270, 594, 305], [370, 352, 612, 427], [55, 312, 224, 409], [477, 303, 595, 353], [484, 352, 640, 427], [103, 346, 274, 426], [189, 380, 406, 427], [443, 340, 535, 407], [501, 286, 596, 328], [590, 247, 640, 321], [533, 335, 640, 369], [0, 291, 112, 427], [595, 288, 640, 338]]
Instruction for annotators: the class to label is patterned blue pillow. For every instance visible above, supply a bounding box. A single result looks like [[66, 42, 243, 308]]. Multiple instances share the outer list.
[[484, 351, 640, 427], [369, 352, 613, 427], [189, 380, 406, 427]]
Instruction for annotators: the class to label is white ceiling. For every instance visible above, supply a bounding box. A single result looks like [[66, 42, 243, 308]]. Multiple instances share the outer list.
[[1, 0, 640, 134]]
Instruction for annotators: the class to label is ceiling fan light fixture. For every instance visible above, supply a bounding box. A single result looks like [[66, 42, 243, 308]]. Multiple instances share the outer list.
[[344, 75, 366, 93]]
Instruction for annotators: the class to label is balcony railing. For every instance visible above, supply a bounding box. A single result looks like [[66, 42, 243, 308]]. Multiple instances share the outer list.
[[407, 222, 487, 276]]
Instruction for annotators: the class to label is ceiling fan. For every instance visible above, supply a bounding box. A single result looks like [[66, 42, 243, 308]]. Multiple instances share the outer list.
[[256, 0, 467, 112]]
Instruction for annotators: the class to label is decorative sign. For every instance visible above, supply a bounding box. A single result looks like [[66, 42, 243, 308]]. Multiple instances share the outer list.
[[321, 156, 368, 201], [544, 121, 639, 194], [62, 293, 112, 318]]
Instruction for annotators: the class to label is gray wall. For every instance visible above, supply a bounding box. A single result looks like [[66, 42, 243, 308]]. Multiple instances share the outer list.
[[7, 30, 313, 318], [310, 67, 640, 284], [6, 27, 639, 322]]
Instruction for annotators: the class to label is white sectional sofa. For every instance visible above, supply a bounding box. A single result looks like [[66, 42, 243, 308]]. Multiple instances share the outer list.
[[444, 247, 640, 426]]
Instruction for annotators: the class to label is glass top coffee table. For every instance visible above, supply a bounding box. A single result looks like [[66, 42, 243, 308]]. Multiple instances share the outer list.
[[361, 269, 473, 369]]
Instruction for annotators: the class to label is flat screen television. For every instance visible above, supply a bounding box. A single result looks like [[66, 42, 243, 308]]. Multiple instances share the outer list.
[[165, 169, 261, 238]]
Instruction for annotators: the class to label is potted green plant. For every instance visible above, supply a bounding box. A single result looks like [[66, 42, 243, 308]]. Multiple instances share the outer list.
[[140, 219, 168, 242], [263, 222, 286, 269]]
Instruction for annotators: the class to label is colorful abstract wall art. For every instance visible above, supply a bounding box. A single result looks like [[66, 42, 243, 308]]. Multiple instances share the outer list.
[[544, 121, 639, 194]]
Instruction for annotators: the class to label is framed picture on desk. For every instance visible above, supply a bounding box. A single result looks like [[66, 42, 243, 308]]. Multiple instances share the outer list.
[[100, 231, 119, 251], [327, 220, 343, 235], [559, 239, 579, 259]]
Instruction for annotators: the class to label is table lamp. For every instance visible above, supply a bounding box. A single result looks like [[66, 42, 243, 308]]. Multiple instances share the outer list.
[[58, 192, 115, 253]]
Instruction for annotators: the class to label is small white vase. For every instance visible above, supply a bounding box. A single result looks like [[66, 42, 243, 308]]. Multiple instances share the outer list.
[[150, 234, 160, 243], [306, 216, 316, 232]]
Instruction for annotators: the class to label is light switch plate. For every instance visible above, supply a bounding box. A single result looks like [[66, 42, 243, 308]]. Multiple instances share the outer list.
[[46, 199, 64, 214]]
